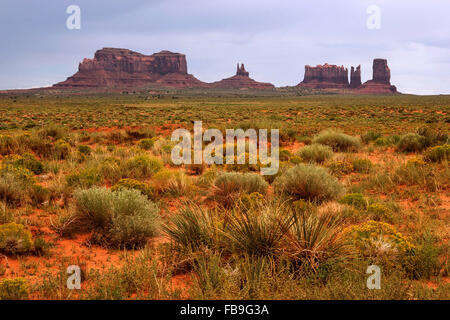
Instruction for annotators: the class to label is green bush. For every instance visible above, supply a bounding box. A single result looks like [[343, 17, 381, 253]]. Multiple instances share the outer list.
[[298, 144, 333, 163], [374, 137, 389, 146], [212, 172, 268, 207], [78, 145, 92, 155], [152, 170, 191, 196], [30, 184, 50, 206], [0, 135, 18, 155], [125, 155, 163, 179], [111, 178, 153, 199], [312, 130, 361, 152], [66, 168, 102, 189], [339, 193, 368, 209], [361, 131, 381, 144], [74, 187, 160, 248], [397, 133, 426, 153], [138, 138, 155, 150], [0, 278, 29, 300], [0, 223, 34, 255], [352, 158, 373, 173], [423, 144, 450, 163], [3, 153, 44, 175], [274, 164, 344, 203], [53, 139, 71, 159], [0, 166, 35, 206], [366, 203, 393, 222]]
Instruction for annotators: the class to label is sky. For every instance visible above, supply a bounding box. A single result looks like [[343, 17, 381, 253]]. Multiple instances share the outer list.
[[0, 0, 449, 94]]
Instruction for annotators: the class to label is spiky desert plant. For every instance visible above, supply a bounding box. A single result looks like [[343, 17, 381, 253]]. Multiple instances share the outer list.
[[223, 200, 294, 257], [163, 203, 219, 253], [285, 207, 347, 272]]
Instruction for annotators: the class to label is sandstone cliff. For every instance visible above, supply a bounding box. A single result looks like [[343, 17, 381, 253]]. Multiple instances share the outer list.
[[298, 64, 349, 89], [53, 48, 207, 89], [358, 59, 397, 94], [350, 65, 362, 88]]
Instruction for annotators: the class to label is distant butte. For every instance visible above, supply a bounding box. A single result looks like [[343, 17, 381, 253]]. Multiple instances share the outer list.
[[53, 48, 208, 89], [211, 63, 275, 89], [297, 59, 398, 94]]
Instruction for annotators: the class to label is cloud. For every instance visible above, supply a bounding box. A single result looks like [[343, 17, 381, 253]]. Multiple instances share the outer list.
[[0, 0, 449, 93]]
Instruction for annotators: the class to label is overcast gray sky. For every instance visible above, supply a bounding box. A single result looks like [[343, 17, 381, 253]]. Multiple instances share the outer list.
[[0, 0, 449, 94]]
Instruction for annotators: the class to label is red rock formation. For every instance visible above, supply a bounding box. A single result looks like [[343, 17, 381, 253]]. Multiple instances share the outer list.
[[211, 63, 274, 89], [358, 59, 397, 94], [298, 64, 349, 89], [350, 65, 361, 88], [53, 48, 207, 89]]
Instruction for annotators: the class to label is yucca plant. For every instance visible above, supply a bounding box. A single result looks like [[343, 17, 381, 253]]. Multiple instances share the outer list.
[[223, 201, 294, 257], [163, 204, 219, 253], [285, 206, 348, 272]]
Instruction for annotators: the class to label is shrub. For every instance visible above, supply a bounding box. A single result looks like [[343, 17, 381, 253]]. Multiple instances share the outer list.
[[0, 278, 29, 300], [66, 168, 102, 189], [3, 153, 44, 175], [423, 144, 450, 163], [298, 144, 333, 163], [0, 135, 18, 155], [138, 138, 155, 150], [0, 223, 34, 255], [77, 145, 92, 155], [279, 149, 292, 161], [53, 139, 71, 159], [163, 204, 218, 253], [345, 221, 416, 268], [312, 130, 361, 152], [152, 170, 191, 196], [396, 133, 426, 153], [125, 155, 163, 179], [352, 158, 373, 173], [30, 184, 50, 206], [361, 131, 381, 144], [339, 193, 368, 209], [366, 203, 393, 222], [0, 166, 34, 206], [326, 161, 354, 177], [239, 192, 265, 211], [111, 178, 153, 199], [106, 189, 160, 249], [212, 172, 268, 207], [393, 159, 438, 191], [74, 187, 160, 248], [38, 125, 69, 140], [374, 137, 389, 146], [274, 164, 344, 203]]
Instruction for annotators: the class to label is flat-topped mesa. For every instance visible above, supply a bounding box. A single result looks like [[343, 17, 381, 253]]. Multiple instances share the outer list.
[[350, 65, 362, 88], [298, 63, 349, 88], [358, 58, 397, 94], [211, 63, 274, 89], [53, 48, 206, 89]]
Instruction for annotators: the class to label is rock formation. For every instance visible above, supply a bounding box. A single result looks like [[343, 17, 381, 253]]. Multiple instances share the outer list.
[[350, 65, 362, 88], [298, 64, 349, 89], [357, 59, 397, 94], [211, 63, 274, 89], [53, 48, 207, 89]]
